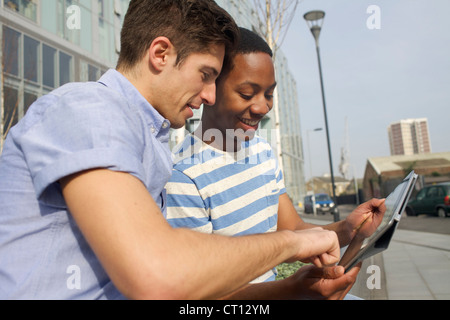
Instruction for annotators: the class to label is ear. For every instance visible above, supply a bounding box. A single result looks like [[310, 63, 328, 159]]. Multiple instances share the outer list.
[[147, 36, 174, 72]]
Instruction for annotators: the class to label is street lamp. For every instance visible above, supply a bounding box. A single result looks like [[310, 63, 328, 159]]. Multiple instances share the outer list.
[[304, 10, 340, 222], [307, 128, 322, 216]]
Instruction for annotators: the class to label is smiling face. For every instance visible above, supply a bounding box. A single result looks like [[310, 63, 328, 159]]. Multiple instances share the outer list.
[[202, 51, 276, 150], [156, 43, 225, 129]]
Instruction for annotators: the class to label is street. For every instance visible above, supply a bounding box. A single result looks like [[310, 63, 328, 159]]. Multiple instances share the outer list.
[[299, 204, 450, 235]]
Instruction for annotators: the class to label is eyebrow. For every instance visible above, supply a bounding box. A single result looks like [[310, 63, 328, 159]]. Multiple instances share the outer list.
[[202, 66, 220, 77], [239, 81, 277, 91]]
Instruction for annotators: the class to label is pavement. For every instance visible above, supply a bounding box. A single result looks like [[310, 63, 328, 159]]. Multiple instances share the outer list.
[[300, 211, 450, 300]]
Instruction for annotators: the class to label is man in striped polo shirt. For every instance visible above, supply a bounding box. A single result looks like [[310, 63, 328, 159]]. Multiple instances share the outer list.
[[166, 27, 387, 299]]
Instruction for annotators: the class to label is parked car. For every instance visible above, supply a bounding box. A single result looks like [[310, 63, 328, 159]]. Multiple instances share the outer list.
[[304, 193, 338, 214], [405, 182, 450, 217]]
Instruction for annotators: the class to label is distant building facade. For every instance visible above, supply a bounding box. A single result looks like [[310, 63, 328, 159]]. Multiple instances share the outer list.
[[306, 175, 351, 197], [388, 118, 431, 156], [363, 152, 450, 199], [1, 0, 129, 150]]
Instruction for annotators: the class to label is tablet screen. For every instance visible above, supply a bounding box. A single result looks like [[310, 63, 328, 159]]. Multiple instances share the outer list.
[[338, 171, 417, 270]]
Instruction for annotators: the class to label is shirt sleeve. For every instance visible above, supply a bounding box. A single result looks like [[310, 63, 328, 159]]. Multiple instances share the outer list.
[[165, 168, 213, 234], [18, 83, 147, 208]]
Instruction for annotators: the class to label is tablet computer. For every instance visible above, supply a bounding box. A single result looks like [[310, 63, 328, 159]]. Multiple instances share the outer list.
[[338, 170, 418, 272]]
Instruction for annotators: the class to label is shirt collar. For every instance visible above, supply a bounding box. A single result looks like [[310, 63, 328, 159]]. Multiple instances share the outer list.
[[98, 69, 171, 139]]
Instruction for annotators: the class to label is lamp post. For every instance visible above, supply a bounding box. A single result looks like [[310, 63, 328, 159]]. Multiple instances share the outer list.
[[304, 10, 340, 222], [306, 128, 322, 216]]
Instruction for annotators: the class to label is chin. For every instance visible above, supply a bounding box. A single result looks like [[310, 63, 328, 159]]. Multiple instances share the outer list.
[[235, 131, 256, 142], [171, 122, 184, 130]]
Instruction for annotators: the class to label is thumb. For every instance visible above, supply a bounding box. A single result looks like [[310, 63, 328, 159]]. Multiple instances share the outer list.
[[322, 265, 345, 279]]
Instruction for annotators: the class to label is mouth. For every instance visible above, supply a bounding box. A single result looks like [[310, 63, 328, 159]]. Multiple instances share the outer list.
[[186, 103, 200, 110], [238, 117, 260, 128], [183, 103, 200, 120]]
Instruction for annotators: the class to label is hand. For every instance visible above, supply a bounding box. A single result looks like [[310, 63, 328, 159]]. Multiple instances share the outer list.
[[290, 228, 340, 267], [286, 263, 362, 300], [345, 198, 386, 239]]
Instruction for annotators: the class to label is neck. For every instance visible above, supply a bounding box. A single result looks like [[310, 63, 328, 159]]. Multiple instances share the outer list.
[[117, 66, 154, 106], [197, 114, 240, 152]]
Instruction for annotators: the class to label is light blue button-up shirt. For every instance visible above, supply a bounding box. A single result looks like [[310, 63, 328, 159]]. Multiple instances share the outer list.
[[0, 69, 172, 299]]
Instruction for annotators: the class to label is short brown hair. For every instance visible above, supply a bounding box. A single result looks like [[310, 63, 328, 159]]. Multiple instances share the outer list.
[[116, 0, 239, 71]]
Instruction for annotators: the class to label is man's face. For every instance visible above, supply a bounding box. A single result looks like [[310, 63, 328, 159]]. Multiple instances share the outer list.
[[210, 52, 276, 142], [156, 44, 225, 129]]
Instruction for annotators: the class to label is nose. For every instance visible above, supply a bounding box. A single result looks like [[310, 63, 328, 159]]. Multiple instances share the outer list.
[[250, 96, 271, 116], [200, 82, 216, 106]]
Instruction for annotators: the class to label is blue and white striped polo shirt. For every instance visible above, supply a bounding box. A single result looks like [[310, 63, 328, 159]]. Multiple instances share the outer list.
[[166, 134, 286, 282]]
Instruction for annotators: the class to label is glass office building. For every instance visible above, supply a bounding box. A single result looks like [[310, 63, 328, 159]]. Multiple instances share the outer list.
[[1, 0, 128, 147], [1, 0, 305, 203]]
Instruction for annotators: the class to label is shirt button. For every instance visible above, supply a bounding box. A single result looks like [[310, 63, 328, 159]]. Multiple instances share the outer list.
[[162, 122, 169, 129], [150, 126, 156, 134]]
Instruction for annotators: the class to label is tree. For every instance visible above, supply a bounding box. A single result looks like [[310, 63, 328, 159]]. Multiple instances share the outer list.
[[252, 0, 300, 59], [251, 0, 301, 171], [1, 27, 21, 153]]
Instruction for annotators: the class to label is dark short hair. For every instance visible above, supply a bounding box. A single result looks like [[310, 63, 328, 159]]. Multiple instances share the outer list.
[[237, 27, 272, 57], [117, 0, 239, 71], [218, 27, 272, 77]]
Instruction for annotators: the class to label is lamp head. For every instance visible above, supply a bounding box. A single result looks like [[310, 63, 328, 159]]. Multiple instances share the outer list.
[[303, 10, 325, 43]]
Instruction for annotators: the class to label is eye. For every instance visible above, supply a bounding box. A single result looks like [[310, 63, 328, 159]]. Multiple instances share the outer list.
[[239, 93, 253, 100], [265, 94, 274, 100], [202, 72, 211, 82]]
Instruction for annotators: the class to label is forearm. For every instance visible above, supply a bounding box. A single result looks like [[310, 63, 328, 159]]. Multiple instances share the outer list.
[[162, 228, 297, 300], [62, 169, 339, 300], [278, 193, 352, 248]]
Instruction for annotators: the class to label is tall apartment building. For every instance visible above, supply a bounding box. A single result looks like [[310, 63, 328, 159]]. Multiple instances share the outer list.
[[1, 0, 306, 204], [388, 118, 431, 156]]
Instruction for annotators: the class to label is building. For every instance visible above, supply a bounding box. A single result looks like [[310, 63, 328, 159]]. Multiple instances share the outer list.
[[362, 152, 450, 199], [388, 118, 431, 156], [306, 175, 352, 198], [1, 0, 129, 151], [1, 0, 306, 204]]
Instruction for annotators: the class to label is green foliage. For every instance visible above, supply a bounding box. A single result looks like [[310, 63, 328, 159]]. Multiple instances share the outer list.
[[275, 261, 305, 280]]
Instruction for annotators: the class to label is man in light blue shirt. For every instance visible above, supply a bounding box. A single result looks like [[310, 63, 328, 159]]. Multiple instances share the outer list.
[[0, 69, 171, 299], [0, 0, 343, 300]]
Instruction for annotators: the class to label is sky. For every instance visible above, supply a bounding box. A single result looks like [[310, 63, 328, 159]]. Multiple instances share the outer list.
[[279, 0, 450, 180]]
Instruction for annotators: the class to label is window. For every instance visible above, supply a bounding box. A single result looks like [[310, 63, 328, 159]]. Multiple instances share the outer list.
[[57, 0, 80, 45], [43, 44, 56, 88], [24, 91, 37, 114], [59, 51, 72, 86], [24, 35, 39, 82], [88, 64, 99, 81], [2, 26, 20, 77], [4, 0, 37, 21], [427, 187, 438, 198], [2, 85, 19, 137], [416, 189, 426, 201]]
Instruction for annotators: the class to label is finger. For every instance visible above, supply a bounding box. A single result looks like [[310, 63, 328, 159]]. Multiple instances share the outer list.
[[321, 265, 345, 279], [319, 253, 339, 267], [337, 262, 362, 299], [309, 256, 322, 268]]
